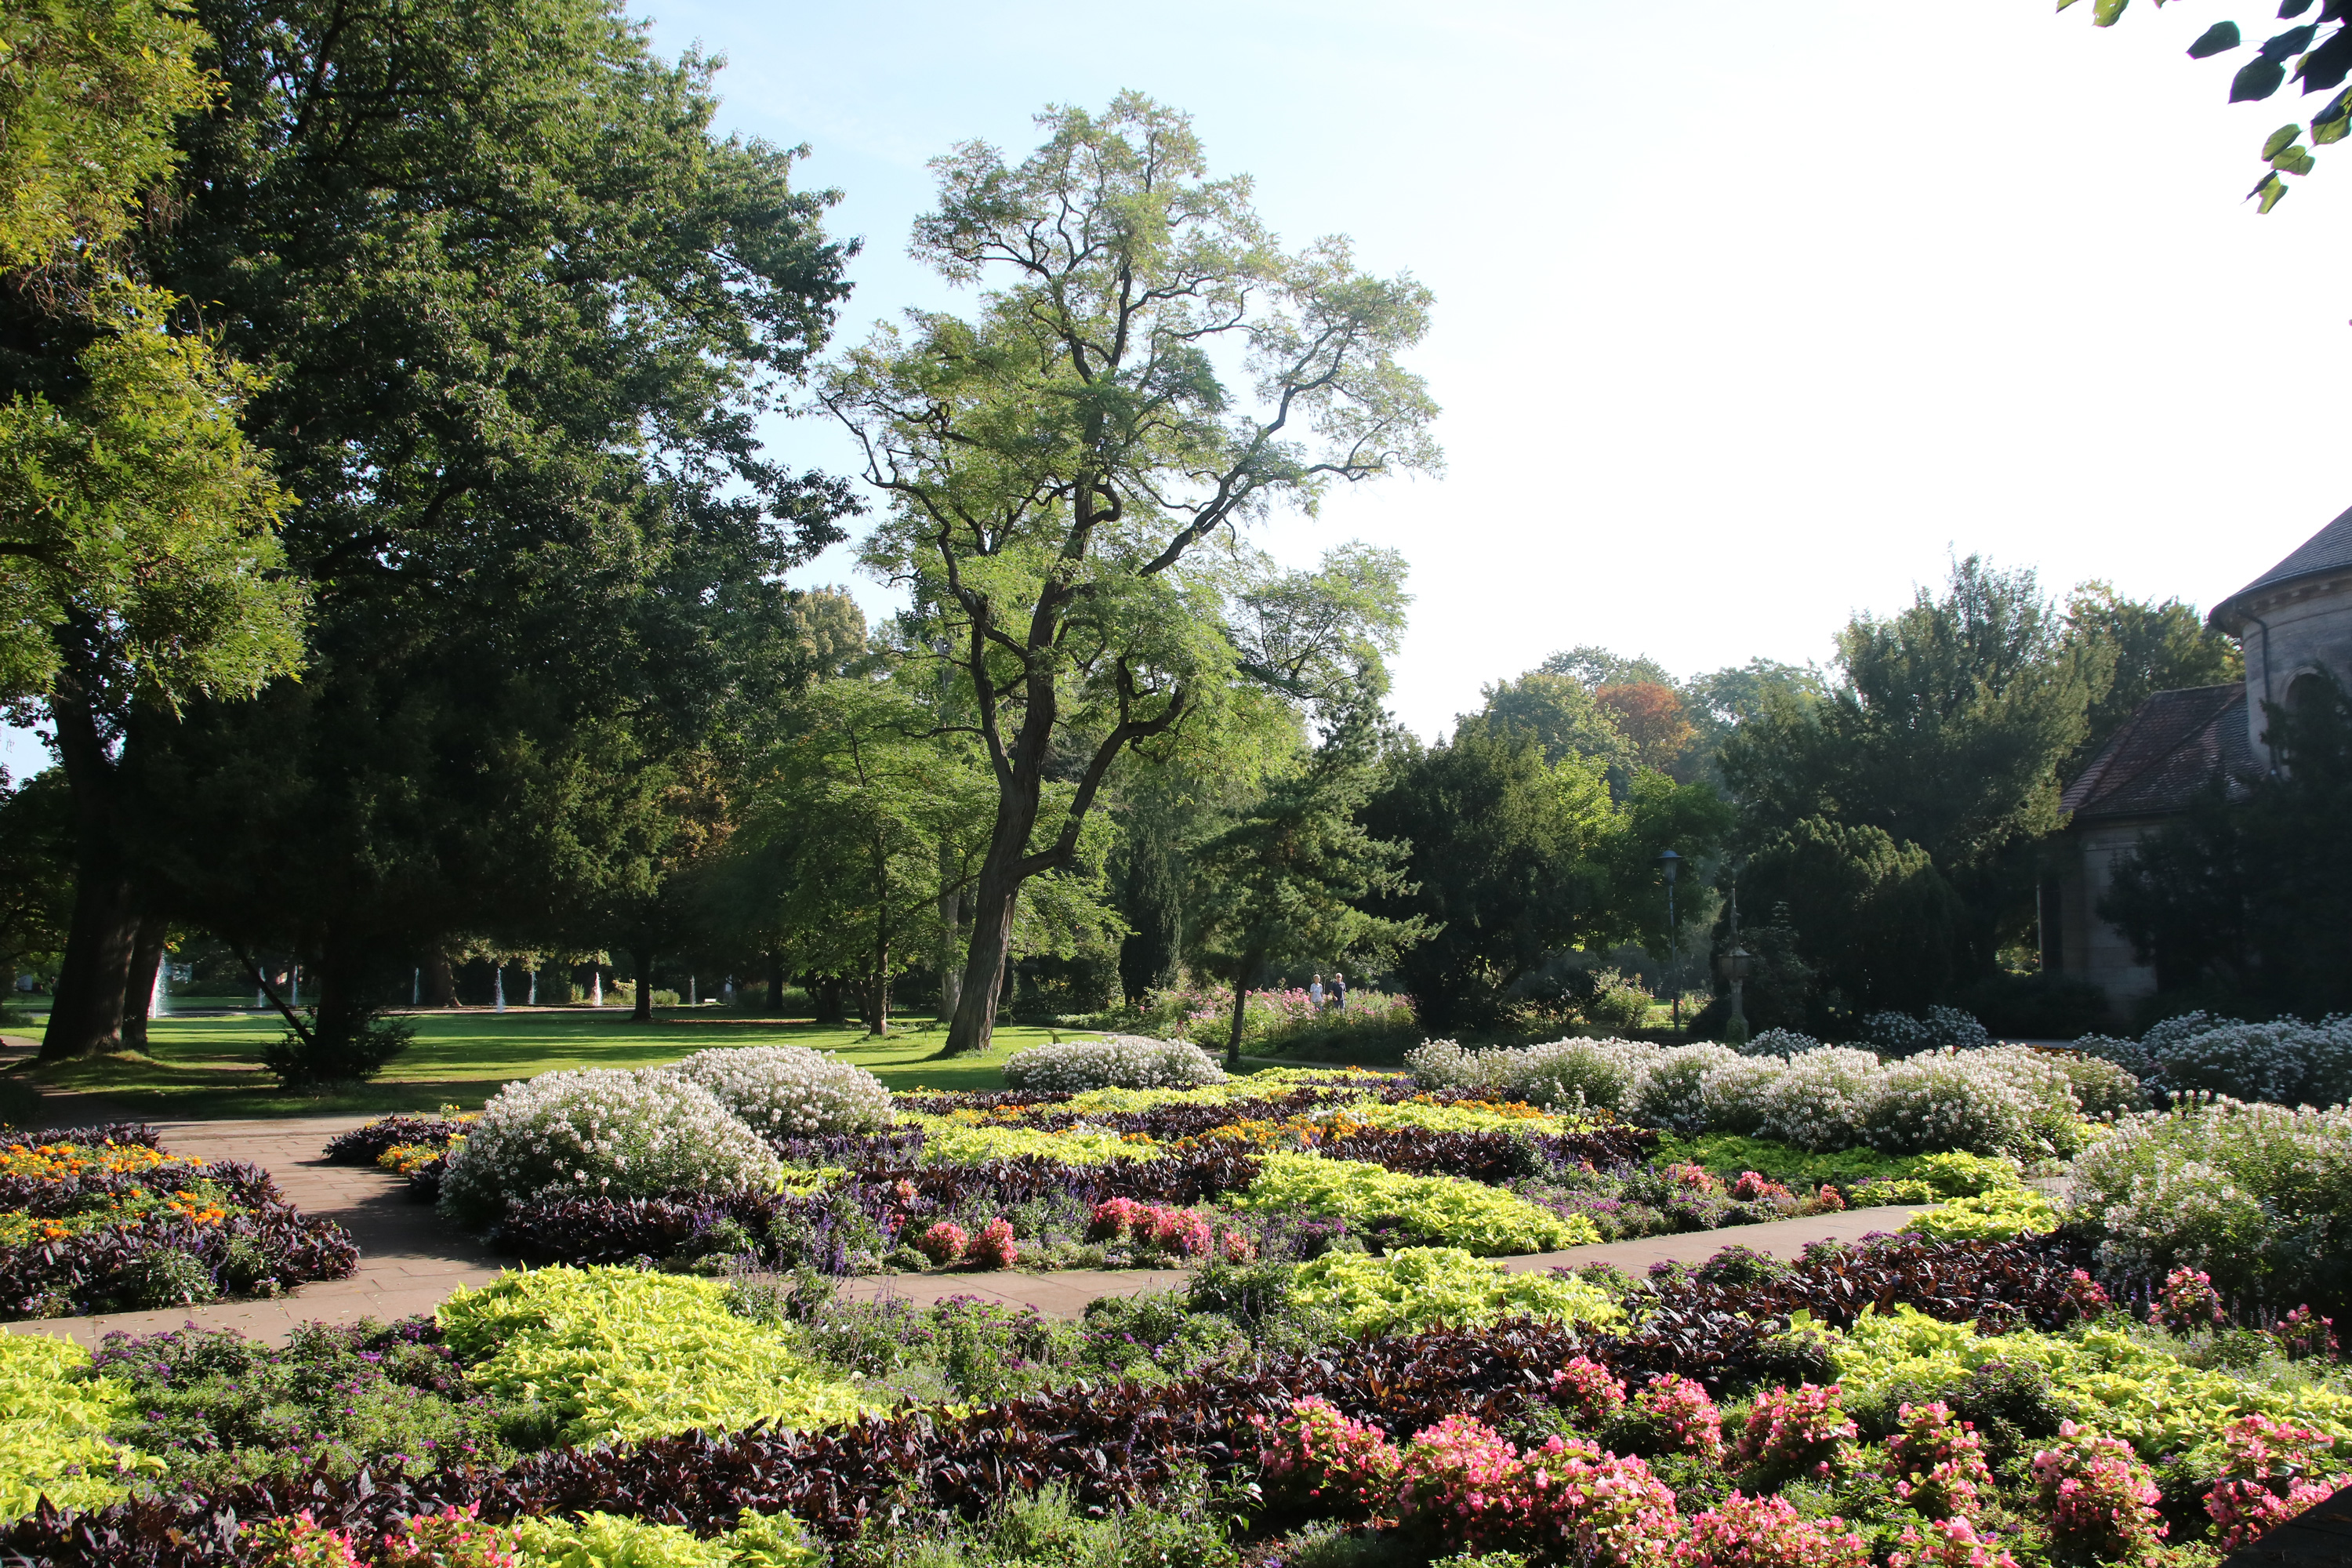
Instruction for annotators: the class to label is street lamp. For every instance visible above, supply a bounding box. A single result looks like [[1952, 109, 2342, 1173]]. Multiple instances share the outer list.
[[1657, 849, 1682, 1033], [1718, 868, 1754, 1045]]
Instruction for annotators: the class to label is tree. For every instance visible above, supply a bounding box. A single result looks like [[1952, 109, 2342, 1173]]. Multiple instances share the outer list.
[[742, 681, 996, 1036], [1680, 659, 1827, 783], [1738, 817, 1963, 1022], [1359, 728, 1620, 1030], [2062, 0, 2352, 212], [1471, 671, 1632, 775], [1721, 557, 2095, 1002], [823, 94, 1439, 1058], [1596, 683, 1699, 778], [1185, 701, 1425, 1066], [3, 0, 307, 1059], [93, 0, 855, 1073], [1541, 646, 1677, 689], [2101, 673, 2352, 1013], [2064, 583, 2241, 768], [0, 766, 71, 999]]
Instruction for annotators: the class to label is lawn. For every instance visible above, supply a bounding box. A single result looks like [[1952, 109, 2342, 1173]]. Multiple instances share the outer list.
[[5, 1007, 1097, 1120]]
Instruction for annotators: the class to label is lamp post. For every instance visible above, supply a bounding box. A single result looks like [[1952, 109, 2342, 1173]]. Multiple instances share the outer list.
[[1657, 848, 1682, 1034]]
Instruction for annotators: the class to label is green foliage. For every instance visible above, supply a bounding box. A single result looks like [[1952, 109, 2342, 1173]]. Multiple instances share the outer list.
[[1233, 1152, 1599, 1254], [1725, 557, 2093, 1016], [0, 1333, 148, 1522], [830, 1475, 1242, 1568], [2101, 674, 2352, 1014], [824, 92, 1439, 1056], [1186, 699, 1428, 1065], [2065, 583, 2241, 769], [1899, 1185, 2059, 1241], [1472, 671, 1633, 774], [1284, 1246, 1621, 1337], [436, 1266, 867, 1446], [1653, 1135, 2023, 1198], [515, 1509, 817, 1568]]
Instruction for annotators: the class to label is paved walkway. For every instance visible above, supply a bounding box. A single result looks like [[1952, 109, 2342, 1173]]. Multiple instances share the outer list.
[[0, 1088, 1936, 1346]]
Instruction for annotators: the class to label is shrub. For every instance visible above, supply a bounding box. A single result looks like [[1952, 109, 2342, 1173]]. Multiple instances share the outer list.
[[1283, 1247, 1621, 1338], [1700, 1059, 1787, 1137], [1859, 1052, 2042, 1158], [1884, 1400, 1994, 1518], [1757, 1048, 1880, 1152], [1736, 1384, 1857, 1483], [1406, 1037, 1661, 1113], [1887, 1518, 2021, 1568], [1236, 1152, 1599, 1254], [2067, 1098, 2352, 1308], [1259, 1394, 1402, 1507], [1635, 1046, 1745, 1134], [1548, 1356, 1629, 1428], [1624, 1371, 1725, 1463], [967, 1218, 1018, 1269], [2150, 1265, 2225, 1333], [673, 1047, 893, 1141], [2134, 1014, 2352, 1109], [1677, 1492, 1869, 1568], [2030, 1420, 2167, 1562], [1000, 1036, 1225, 1092], [1584, 968, 1656, 1032], [2204, 1412, 2350, 1551], [435, 1266, 866, 1445], [915, 1221, 966, 1265], [2052, 1053, 2147, 1122], [1743, 1028, 1820, 1059], [1864, 1007, 1990, 1058], [436, 1069, 779, 1229], [260, 1011, 415, 1091], [2274, 1305, 2339, 1362], [0, 1333, 143, 1522]]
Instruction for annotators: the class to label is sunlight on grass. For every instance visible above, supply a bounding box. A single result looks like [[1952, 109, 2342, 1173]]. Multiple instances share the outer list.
[[14, 1008, 1094, 1120]]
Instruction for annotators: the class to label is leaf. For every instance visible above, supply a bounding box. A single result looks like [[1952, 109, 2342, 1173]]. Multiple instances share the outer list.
[[2093, 0, 2131, 20], [2314, 108, 2352, 143], [2190, 20, 2245, 55], [2234, 56, 2292, 96], [2296, 27, 2352, 88], [2251, 171, 2293, 208], [2283, 0, 2317, 16], [2265, 122, 2307, 155], [2259, 20, 2321, 56], [2276, 147, 2319, 172]]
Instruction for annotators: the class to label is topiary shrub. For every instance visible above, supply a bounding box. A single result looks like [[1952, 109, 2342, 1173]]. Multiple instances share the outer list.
[[435, 1069, 778, 1229], [673, 1045, 893, 1141]]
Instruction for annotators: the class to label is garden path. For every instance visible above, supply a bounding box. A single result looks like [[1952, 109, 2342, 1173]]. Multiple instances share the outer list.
[[0, 1098, 1934, 1348]]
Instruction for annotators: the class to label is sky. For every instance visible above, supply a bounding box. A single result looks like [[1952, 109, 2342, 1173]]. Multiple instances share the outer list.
[[8, 0, 2349, 776]]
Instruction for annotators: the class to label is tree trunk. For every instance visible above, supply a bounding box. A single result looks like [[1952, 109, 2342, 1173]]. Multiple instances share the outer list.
[[631, 948, 654, 1022], [765, 953, 786, 1015], [1225, 954, 1261, 1071], [811, 974, 847, 1023], [120, 915, 169, 1052], [938, 851, 963, 1022], [426, 951, 458, 1008], [40, 685, 138, 1062]]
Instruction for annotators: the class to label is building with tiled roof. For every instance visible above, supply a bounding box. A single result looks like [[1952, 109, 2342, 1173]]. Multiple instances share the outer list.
[[2049, 505, 2352, 1014]]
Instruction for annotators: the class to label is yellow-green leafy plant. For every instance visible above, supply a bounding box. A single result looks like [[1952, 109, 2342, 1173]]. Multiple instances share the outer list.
[[515, 1508, 817, 1568], [437, 1267, 866, 1446], [0, 1334, 157, 1521], [1286, 1247, 1621, 1337], [1233, 1152, 1597, 1254], [1900, 1185, 2058, 1242]]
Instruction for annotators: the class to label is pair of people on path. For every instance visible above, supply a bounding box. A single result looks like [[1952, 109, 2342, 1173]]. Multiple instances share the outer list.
[[1308, 973, 1348, 1011]]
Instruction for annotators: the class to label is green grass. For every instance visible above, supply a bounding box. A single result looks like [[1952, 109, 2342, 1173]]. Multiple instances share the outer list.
[[9, 1008, 1101, 1120]]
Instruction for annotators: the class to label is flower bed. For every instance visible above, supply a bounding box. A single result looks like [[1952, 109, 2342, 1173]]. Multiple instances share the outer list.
[[0, 1124, 357, 1320]]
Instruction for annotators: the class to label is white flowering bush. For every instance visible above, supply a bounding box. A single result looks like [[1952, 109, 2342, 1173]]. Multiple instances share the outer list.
[[1405, 1036, 1661, 1112], [1000, 1034, 1225, 1092], [1697, 1057, 1788, 1136], [1863, 1006, 1991, 1058], [1742, 1026, 1820, 1059], [1758, 1046, 1882, 1152], [437, 1068, 779, 1228], [1632, 1044, 1744, 1133], [2068, 1098, 2352, 1304], [2131, 1014, 2352, 1109], [673, 1045, 893, 1142], [2055, 1051, 2150, 1121], [1860, 1050, 2043, 1157]]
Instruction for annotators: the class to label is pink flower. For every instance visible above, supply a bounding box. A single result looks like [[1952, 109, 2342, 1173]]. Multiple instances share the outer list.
[[2205, 1412, 2350, 1550], [1551, 1356, 1630, 1428], [2151, 1266, 2226, 1332], [2274, 1305, 2340, 1363], [1635, 1373, 1726, 1465], [1737, 1385, 1857, 1482], [1886, 1401, 1994, 1519], [967, 1216, 1018, 1269], [2031, 1420, 2167, 1561], [1677, 1491, 1868, 1568], [376, 1503, 521, 1568], [914, 1219, 967, 1264], [1888, 1516, 2023, 1568]]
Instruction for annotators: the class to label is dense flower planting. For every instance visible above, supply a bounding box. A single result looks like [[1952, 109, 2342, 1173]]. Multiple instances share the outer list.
[[0, 1124, 356, 1320], [999, 1034, 1227, 1091]]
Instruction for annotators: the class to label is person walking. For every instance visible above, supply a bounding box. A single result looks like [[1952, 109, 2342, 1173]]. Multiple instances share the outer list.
[[1308, 974, 1326, 1009], [1331, 971, 1348, 1011]]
